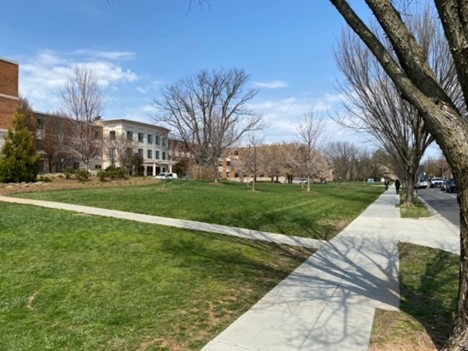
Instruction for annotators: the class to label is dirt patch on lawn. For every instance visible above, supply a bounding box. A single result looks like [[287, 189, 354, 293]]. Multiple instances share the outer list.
[[0, 175, 159, 196]]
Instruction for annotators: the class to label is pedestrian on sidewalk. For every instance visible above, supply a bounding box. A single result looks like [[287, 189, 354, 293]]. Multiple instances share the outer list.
[[395, 179, 401, 194], [385, 178, 389, 190]]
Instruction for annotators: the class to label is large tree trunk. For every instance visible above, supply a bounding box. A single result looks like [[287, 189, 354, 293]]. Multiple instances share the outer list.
[[443, 178, 468, 350], [403, 150, 422, 206]]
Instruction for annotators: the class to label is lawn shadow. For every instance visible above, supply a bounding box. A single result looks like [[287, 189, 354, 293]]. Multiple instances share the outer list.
[[159, 230, 314, 280], [398, 243, 457, 349]]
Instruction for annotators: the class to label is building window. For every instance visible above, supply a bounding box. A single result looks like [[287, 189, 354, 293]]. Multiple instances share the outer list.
[[109, 147, 116, 158], [36, 117, 44, 129], [95, 164, 102, 170], [138, 132, 144, 142], [147, 150, 152, 159], [162, 151, 166, 160], [127, 131, 133, 140], [109, 131, 116, 140], [156, 151, 160, 159], [35, 140, 44, 151], [234, 150, 239, 156], [138, 148, 144, 157], [162, 137, 167, 146], [147, 134, 153, 144], [155, 135, 160, 145]]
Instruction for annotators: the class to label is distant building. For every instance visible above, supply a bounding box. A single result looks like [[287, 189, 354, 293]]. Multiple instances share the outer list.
[[97, 119, 172, 176], [0, 57, 19, 149]]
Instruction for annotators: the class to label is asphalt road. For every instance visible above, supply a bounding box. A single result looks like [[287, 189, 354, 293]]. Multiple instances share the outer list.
[[417, 187, 460, 227]]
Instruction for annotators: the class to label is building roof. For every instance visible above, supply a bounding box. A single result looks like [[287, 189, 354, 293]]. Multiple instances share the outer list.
[[0, 57, 19, 66], [98, 118, 170, 132]]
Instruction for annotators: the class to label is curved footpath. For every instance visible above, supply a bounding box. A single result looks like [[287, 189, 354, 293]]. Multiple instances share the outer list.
[[0, 187, 460, 350]]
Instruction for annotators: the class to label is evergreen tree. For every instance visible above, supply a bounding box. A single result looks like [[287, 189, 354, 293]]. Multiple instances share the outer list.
[[0, 110, 40, 183]]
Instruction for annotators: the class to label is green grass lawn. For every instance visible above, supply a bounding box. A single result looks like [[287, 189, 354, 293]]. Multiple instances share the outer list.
[[399, 193, 432, 219], [0, 202, 312, 350], [371, 243, 458, 350], [15, 180, 384, 240]]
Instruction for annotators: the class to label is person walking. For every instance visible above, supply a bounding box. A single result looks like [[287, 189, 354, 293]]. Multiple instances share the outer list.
[[395, 179, 401, 194], [385, 179, 390, 190]]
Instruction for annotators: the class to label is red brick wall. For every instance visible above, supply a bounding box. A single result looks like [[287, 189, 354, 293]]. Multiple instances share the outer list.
[[0, 58, 19, 129]]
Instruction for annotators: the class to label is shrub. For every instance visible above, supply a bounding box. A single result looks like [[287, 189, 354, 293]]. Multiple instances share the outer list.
[[105, 166, 128, 180], [97, 170, 106, 182], [64, 168, 75, 180], [114, 167, 128, 179], [38, 176, 52, 182], [76, 169, 90, 182]]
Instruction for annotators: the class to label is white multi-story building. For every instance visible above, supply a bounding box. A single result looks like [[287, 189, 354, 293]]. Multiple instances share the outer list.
[[98, 119, 172, 176]]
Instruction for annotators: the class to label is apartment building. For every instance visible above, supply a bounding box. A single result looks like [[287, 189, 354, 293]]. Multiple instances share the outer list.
[[97, 119, 171, 176], [0, 57, 19, 150]]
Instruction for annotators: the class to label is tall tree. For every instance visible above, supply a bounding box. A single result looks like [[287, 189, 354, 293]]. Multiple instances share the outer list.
[[330, 1, 468, 348], [61, 65, 104, 170], [327, 141, 359, 182], [154, 68, 263, 183], [0, 110, 40, 183], [334, 4, 458, 205], [240, 132, 265, 191], [295, 111, 328, 191], [102, 131, 136, 172], [262, 143, 286, 183]]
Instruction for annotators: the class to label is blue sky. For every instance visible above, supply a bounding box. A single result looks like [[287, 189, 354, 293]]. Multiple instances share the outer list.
[[4, 0, 437, 154]]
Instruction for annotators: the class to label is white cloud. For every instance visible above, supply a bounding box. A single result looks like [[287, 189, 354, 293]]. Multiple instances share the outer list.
[[248, 92, 357, 145], [136, 80, 165, 95], [75, 50, 136, 61], [253, 80, 288, 89], [19, 50, 139, 113]]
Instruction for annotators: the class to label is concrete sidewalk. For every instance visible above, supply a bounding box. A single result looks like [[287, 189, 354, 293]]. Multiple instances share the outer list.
[[0, 195, 324, 250], [202, 188, 460, 350], [0, 188, 461, 350]]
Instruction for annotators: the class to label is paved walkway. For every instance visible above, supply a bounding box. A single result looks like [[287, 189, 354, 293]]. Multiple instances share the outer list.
[[202, 188, 459, 350], [0, 196, 324, 250], [0, 187, 461, 350]]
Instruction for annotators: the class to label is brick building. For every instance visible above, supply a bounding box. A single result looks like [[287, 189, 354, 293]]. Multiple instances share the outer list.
[[0, 57, 19, 149]]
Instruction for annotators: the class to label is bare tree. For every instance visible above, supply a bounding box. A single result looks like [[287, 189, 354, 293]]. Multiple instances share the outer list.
[[61, 65, 104, 170], [327, 141, 359, 182], [41, 115, 70, 172], [295, 111, 328, 191], [335, 4, 459, 205], [263, 143, 286, 183], [330, 1, 468, 348], [154, 68, 263, 183], [102, 131, 136, 172], [240, 132, 265, 191]]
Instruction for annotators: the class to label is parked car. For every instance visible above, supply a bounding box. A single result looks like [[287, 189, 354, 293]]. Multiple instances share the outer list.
[[446, 178, 457, 193], [440, 180, 448, 191], [155, 172, 178, 180], [430, 177, 444, 188]]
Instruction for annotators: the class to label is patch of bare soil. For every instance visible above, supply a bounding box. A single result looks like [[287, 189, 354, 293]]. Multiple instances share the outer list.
[[0, 175, 159, 196], [370, 310, 437, 351]]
